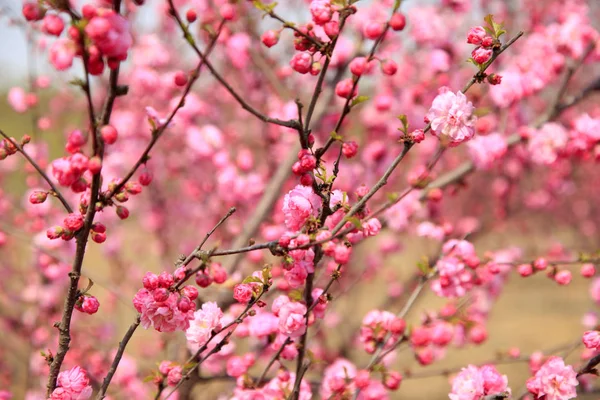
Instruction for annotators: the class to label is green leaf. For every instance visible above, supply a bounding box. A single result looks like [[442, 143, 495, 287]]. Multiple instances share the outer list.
[[330, 131, 342, 141], [344, 216, 362, 229], [393, 0, 401, 11], [416, 259, 431, 275], [387, 192, 399, 202], [397, 114, 409, 133], [242, 276, 263, 284], [350, 95, 370, 108], [262, 266, 272, 284], [252, 0, 277, 13], [288, 289, 303, 301]]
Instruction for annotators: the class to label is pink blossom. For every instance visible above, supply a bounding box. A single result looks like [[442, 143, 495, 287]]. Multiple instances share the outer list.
[[472, 48, 492, 64], [467, 133, 508, 170], [166, 366, 182, 386], [467, 26, 487, 45], [85, 9, 132, 61], [233, 283, 253, 304], [450, 364, 509, 400], [54, 366, 93, 399], [528, 123, 568, 165], [282, 185, 321, 231], [264, 372, 312, 400], [320, 359, 357, 398], [426, 88, 476, 146], [526, 356, 578, 400], [75, 295, 100, 314], [186, 301, 223, 346], [49, 39, 76, 71], [7, 87, 28, 113], [278, 301, 307, 338], [310, 0, 333, 25], [582, 330, 600, 351]]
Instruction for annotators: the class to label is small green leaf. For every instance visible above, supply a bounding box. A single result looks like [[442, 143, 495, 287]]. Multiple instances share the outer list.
[[416, 259, 431, 275], [330, 131, 343, 141], [262, 266, 272, 284], [350, 95, 370, 108], [288, 289, 303, 301], [242, 276, 263, 284], [344, 216, 362, 229], [397, 114, 409, 133], [387, 192, 399, 202]]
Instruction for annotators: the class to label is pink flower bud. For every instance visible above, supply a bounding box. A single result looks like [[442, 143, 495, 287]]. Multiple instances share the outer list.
[[300, 173, 313, 186], [517, 263, 533, 277], [554, 270, 572, 285], [159, 361, 173, 375], [363, 21, 384, 40], [342, 141, 358, 158], [91, 232, 106, 243], [487, 73, 502, 85], [158, 272, 174, 288], [581, 263, 596, 278], [261, 30, 279, 48], [87, 156, 102, 175], [47, 226, 63, 240], [195, 272, 213, 288], [233, 283, 254, 304], [173, 71, 188, 87], [381, 59, 398, 75], [173, 267, 186, 281], [42, 14, 64, 36], [167, 366, 182, 386], [143, 272, 159, 290], [100, 125, 118, 145], [186, 9, 197, 23], [153, 288, 169, 302], [389, 13, 406, 31], [411, 326, 431, 347], [116, 205, 129, 220], [469, 324, 487, 344], [220, 4, 236, 20], [23, 2, 45, 21], [411, 129, 425, 143], [466, 26, 486, 45], [533, 258, 548, 270], [64, 213, 84, 231], [354, 370, 370, 389], [335, 78, 357, 99], [472, 48, 493, 64], [177, 296, 193, 312], [29, 191, 48, 204], [182, 285, 198, 301], [76, 295, 100, 314], [211, 263, 227, 284], [481, 36, 494, 47], [290, 53, 312, 75], [390, 318, 406, 334], [384, 371, 402, 390], [349, 57, 368, 76]]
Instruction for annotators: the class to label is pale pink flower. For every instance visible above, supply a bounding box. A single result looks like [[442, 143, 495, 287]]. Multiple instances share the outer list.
[[7, 87, 28, 113], [426, 88, 476, 146], [320, 359, 357, 398], [278, 301, 307, 338], [186, 301, 223, 346], [582, 330, 600, 351], [282, 185, 322, 231], [526, 356, 578, 400], [449, 365, 485, 400], [527, 123, 568, 165], [467, 133, 508, 170], [264, 372, 312, 400], [310, 0, 333, 25]]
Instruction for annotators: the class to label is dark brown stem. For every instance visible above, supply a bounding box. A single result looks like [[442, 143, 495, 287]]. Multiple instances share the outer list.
[[95, 315, 141, 399]]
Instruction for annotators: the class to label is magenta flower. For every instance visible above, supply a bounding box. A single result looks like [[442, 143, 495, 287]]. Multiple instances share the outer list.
[[52, 366, 93, 399], [282, 185, 322, 231]]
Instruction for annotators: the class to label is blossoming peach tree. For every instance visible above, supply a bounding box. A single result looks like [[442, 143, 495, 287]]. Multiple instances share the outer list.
[[1, 0, 600, 399]]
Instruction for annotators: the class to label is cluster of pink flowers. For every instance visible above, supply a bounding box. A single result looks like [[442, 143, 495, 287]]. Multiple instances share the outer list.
[[449, 364, 510, 400], [526, 123, 569, 165], [582, 330, 600, 351], [157, 361, 183, 387], [425, 88, 476, 146], [359, 310, 405, 353], [133, 271, 197, 332], [49, 366, 93, 400], [431, 239, 480, 298], [526, 356, 578, 400]]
